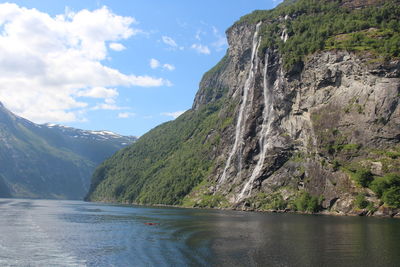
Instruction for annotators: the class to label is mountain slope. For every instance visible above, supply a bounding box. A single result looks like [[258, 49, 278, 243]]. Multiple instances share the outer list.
[[86, 0, 400, 216], [0, 102, 136, 199], [0, 174, 11, 198]]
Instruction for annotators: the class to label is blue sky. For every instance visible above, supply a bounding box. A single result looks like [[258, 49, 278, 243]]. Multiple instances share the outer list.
[[0, 0, 281, 136]]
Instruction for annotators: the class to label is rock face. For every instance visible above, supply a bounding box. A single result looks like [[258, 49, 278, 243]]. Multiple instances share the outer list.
[[0, 102, 136, 200], [87, 0, 399, 216], [191, 21, 399, 214]]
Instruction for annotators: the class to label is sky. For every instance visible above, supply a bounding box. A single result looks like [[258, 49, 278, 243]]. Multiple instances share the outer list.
[[0, 0, 281, 136]]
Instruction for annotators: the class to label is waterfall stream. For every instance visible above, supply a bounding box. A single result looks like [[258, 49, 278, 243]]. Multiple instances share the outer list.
[[238, 52, 275, 200], [218, 22, 262, 186]]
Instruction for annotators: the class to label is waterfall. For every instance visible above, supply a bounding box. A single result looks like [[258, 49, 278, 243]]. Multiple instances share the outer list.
[[238, 51, 275, 200], [218, 22, 262, 186], [281, 28, 288, 43]]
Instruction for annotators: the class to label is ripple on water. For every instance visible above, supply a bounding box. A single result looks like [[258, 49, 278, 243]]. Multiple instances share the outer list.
[[1, 199, 400, 266]]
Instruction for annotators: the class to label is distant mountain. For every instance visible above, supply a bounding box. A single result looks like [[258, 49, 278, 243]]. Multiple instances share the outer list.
[[0, 102, 136, 200], [0, 174, 11, 198]]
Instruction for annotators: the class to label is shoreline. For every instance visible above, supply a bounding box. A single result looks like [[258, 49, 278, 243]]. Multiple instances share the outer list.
[[87, 199, 400, 219]]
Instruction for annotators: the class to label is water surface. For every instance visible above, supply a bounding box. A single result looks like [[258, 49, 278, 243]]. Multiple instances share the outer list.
[[0, 199, 399, 266]]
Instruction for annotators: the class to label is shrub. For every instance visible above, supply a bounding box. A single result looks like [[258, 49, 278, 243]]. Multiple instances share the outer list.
[[352, 169, 374, 187], [197, 194, 227, 208], [370, 174, 400, 208], [254, 192, 288, 210], [370, 177, 390, 197], [294, 192, 321, 213], [366, 202, 377, 212], [354, 193, 369, 209], [382, 187, 400, 208], [385, 151, 400, 159]]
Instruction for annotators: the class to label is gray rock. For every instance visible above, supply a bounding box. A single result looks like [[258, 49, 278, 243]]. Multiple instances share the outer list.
[[193, 20, 400, 216]]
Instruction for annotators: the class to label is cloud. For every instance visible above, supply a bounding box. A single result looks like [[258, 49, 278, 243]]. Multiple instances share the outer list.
[[150, 58, 160, 69], [195, 29, 206, 41], [117, 112, 136, 118], [92, 103, 122, 110], [109, 42, 126, 51], [77, 87, 118, 99], [150, 58, 175, 71], [162, 36, 178, 48], [191, 44, 211, 55], [161, 110, 186, 119], [163, 64, 175, 71], [0, 4, 169, 123]]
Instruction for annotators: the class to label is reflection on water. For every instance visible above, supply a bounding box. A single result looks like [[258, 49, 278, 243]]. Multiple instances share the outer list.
[[0, 199, 399, 266]]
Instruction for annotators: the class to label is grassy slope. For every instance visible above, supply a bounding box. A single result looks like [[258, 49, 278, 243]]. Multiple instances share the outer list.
[[86, 100, 233, 205]]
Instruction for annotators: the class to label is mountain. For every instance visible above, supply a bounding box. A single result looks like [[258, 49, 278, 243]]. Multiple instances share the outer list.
[[86, 0, 400, 217], [0, 102, 136, 199]]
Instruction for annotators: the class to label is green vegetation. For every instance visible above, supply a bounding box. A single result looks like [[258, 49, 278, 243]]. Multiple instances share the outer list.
[[370, 173, 400, 208], [246, 190, 324, 213], [385, 151, 400, 159], [382, 187, 400, 208], [196, 194, 228, 208], [350, 168, 374, 187], [236, 0, 400, 69], [87, 99, 234, 205], [355, 193, 369, 209], [198, 55, 230, 105], [292, 191, 322, 213], [250, 192, 289, 210]]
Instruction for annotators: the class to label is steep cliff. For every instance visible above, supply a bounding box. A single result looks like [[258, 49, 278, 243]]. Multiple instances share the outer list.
[[87, 0, 400, 216], [0, 102, 136, 199]]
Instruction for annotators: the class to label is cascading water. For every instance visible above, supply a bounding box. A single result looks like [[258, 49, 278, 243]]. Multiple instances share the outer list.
[[238, 51, 275, 200], [281, 28, 289, 43], [218, 22, 262, 186]]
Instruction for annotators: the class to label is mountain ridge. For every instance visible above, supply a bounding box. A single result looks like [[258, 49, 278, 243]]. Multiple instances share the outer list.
[[0, 102, 136, 199]]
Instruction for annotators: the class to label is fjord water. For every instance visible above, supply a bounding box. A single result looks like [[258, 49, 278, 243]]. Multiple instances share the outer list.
[[1, 199, 400, 267]]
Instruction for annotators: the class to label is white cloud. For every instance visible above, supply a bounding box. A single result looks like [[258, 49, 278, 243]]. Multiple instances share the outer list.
[[191, 44, 211, 55], [0, 4, 169, 123], [150, 58, 160, 69], [195, 29, 206, 41], [92, 103, 123, 110], [163, 63, 175, 71], [109, 42, 126, 51], [117, 112, 135, 118], [162, 36, 178, 48], [150, 59, 175, 71], [77, 87, 118, 99], [161, 110, 186, 119]]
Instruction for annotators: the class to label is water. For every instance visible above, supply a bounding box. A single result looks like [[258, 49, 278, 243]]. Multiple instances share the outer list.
[[218, 21, 262, 186], [239, 51, 274, 200], [1, 199, 400, 267]]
